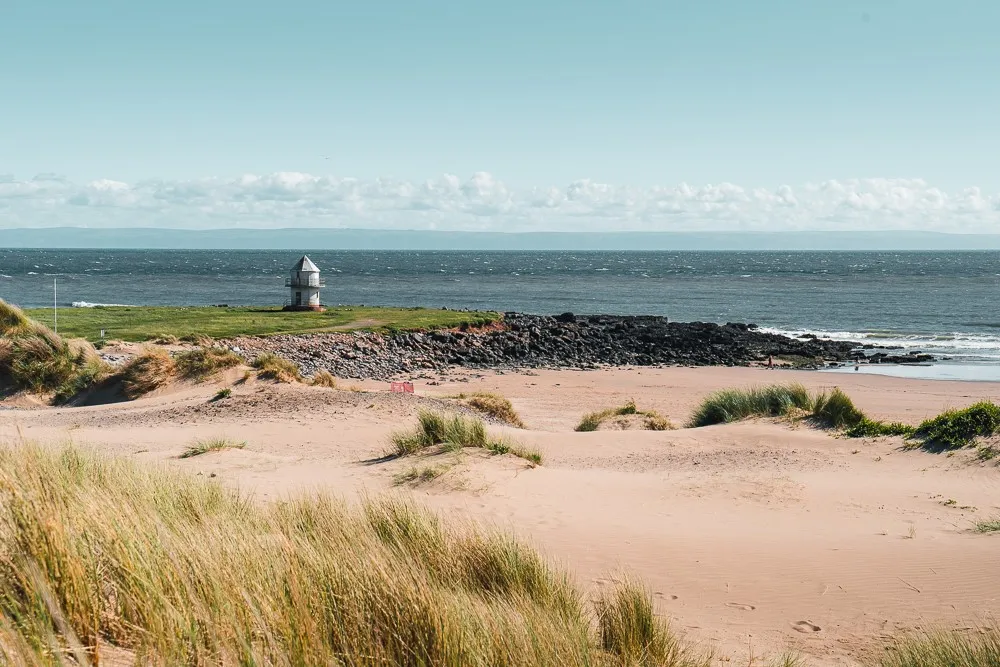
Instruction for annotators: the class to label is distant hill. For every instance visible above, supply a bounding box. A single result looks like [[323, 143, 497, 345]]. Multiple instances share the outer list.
[[4, 227, 1000, 251]]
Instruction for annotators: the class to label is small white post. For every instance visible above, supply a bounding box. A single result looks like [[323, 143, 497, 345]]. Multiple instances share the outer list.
[[53, 278, 58, 334]]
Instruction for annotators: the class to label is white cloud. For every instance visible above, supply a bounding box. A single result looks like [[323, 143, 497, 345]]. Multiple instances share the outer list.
[[0, 172, 998, 232]]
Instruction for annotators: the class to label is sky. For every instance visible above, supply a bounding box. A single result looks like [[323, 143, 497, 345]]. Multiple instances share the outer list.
[[2, 0, 1000, 233]]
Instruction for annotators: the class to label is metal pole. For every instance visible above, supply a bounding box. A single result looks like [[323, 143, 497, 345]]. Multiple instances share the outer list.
[[53, 278, 58, 334]]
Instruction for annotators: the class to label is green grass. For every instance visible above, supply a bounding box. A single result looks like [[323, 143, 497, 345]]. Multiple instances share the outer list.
[[179, 437, 247, 458], [22, 305, 501, 342], [211, 387, 232, 401], [867, 629, 1000, 667], [977, 445, 999, 461], [688, 385, 1000, 455], [974, 517, 1000, 534], [0, 443, 707, 666], [845, 418, 916, 438], [911, 401, 1000, 451], [812, 388, 866, 429], [687, 384, 814, 427], [391, 411, 542, 464], [576, 400, 675, 432], [688, 384, 918, 438], [486, 439, 544, 465]]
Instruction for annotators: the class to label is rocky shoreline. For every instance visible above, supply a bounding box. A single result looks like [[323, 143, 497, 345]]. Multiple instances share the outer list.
[[223, 312, 933, 381]]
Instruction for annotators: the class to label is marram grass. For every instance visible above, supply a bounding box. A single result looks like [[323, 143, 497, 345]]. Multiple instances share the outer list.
[[391, 410, 542, 465], [0, 443, 703, 666], [689, 383, 906, 436], [687, 384, 813, 428], [310, 369, 338, 388], [180, 437, 247, 458], [0, 299, 110, 402], [252, 352, 302, 383], [867, 628, 1000, 667], [576, 399, 675, 432], [119, 347, 177, 399], [456, 392, 526, 428], [174, 346, 244, 379]]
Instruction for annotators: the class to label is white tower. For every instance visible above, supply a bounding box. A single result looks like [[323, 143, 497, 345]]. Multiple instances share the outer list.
[[285, 255, 324, 310]]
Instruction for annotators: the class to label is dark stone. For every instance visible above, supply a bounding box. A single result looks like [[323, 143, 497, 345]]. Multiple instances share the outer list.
[[223, 312, 919, 381]]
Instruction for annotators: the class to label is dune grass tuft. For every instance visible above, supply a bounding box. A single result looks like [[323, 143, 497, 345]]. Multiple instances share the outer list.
[[252, 352, 302, 383], [689, 383, 913, 438], [394, 464, 448, 485], [689, 386, 1000, 454], [844, 418, 915, 438], [911, 401, 1000, 451], [456, 392, 526, 428], [0, 299, 110, 401], [0, 443, 717, 664], [0, 301, 32, 336], [180, 437, 246, 458], [486, 439, 544, 465], [119, 347, 177, 399], [867, 629, 1000, 667], [974, 517, 1000, 534], [212, 387, 232, 401], [392, 411, 488, 455], [595, 578, 709, 667], [577, 399, 675, 432], [174, 346, 243, 379], [391, 411, 541, 464], [812, 388, 867, 429], [687, 384, 813, 428], [977, 445, 999, 461], [311, 369, 338, 388]]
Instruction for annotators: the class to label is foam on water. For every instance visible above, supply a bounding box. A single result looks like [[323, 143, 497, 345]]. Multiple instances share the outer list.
[[760, 326, 1000, 362]]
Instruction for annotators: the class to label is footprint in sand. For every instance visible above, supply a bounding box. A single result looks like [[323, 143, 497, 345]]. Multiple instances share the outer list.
[[724, 602, 756, 611], [791, 620, 822, 633]]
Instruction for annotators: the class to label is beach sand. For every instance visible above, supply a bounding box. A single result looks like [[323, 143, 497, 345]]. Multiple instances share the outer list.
[[3, 366, 999, 665]]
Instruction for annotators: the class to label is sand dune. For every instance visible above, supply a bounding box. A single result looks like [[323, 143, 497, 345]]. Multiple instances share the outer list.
[[3, 365, 999, 665]]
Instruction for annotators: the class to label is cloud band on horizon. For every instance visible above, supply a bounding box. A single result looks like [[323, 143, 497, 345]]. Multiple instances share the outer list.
[[1, 172, 998, 232]]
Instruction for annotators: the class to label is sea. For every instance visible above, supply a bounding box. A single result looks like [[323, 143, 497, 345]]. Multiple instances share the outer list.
[[3, 249, 999, 381]]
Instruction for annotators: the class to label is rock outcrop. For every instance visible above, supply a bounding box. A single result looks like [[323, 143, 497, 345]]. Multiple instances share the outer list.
[[225, 313, 887, 380]]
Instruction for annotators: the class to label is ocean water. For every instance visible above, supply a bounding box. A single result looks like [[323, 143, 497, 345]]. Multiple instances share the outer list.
[[3, 249, 1000, 377]]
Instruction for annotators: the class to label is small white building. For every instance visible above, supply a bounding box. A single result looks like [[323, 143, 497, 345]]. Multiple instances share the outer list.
[[284, 255, 325, 310]]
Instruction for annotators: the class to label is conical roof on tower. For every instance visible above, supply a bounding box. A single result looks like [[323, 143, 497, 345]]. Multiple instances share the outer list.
[[291, 255, 320, 272]]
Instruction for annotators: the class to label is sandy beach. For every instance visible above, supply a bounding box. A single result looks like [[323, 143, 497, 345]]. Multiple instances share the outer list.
[[3, 365, 998, 665]]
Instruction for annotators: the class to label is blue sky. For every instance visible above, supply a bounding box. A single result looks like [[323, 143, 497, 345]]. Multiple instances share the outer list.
[[2, 1, 999, 231]]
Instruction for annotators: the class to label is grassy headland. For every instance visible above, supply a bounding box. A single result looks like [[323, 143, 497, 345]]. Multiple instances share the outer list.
[[23, 305, 501, 342]]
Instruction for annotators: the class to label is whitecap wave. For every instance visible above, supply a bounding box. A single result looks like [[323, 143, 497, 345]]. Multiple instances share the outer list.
[[71, 301, 133, 308], [760, 326, 1000, 362]]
